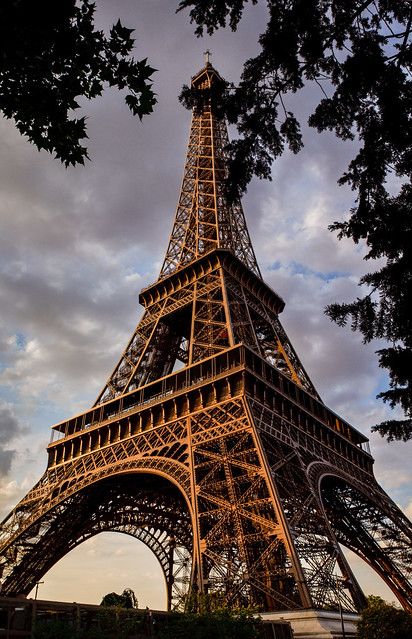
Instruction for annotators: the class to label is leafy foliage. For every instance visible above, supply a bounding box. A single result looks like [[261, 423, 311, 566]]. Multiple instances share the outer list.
[[357, 595, 412, 639], [100, 587, 138, 609], [157, 611, 264, 639], [158, 604, 264, 639], [31, 595, 264, 639], [178, 0, 412, 440], [32, 612, 145, 639], [155, 592, 265, 639], [96, 606, 144, 638], [327, 183, 412, 441], [0, 0, 156, 165]]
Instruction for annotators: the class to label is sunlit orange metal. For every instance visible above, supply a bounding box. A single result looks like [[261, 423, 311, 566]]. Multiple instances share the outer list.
[[1, 63, 411, 614]]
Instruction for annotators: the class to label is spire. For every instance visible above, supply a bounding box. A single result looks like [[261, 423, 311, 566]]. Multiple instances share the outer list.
[[159, 63, 260, 279]]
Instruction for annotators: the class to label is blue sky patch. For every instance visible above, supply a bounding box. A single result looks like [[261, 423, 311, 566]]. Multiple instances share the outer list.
[[15, 333, 27, 351], [269, 260, 348, 282]]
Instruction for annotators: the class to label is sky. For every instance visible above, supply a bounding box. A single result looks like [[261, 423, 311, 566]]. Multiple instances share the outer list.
[[0, 0, 411, 610]]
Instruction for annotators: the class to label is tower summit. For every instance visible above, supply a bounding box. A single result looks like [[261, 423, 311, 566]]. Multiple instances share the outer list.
[[1, 63, 411, 624], [160, 61, 260, 278]]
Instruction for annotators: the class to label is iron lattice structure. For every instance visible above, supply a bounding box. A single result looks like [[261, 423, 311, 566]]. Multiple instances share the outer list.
[[1, 63, 411, 614]]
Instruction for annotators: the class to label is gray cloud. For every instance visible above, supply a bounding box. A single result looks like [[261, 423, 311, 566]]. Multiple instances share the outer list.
[[0, 402, 22, 445], [0, 450, 15, 477], [0, 402, 26, 477]]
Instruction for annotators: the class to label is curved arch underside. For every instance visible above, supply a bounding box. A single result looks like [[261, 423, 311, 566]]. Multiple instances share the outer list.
[[0, 474, 192, 610], [320, 475, 412, 611]]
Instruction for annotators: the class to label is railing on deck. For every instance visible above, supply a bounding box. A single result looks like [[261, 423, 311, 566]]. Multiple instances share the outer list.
[[50, 345, 245, 443], [49, 344, 371, 458]]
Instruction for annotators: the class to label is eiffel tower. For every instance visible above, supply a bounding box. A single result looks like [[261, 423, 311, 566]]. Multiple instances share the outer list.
[[1, 62, 412, 621]]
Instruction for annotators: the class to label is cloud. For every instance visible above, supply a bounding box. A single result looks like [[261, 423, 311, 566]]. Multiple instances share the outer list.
[[0, 450, 15, 477], [0, 401, 26, 477], [0, 401, 22, 444], [0, 210, 158, 409], [0, 479, 22, 516]]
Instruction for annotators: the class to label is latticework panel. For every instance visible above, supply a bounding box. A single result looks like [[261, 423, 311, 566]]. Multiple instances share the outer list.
[[160, 67, 259, 279], [247, 400, 364, 612], [225, 275, 318, 397], [95, 255, 316, 407], [190, 271, 232, 363], [193, 447, 297, 605], [320, 476, 412, 611]]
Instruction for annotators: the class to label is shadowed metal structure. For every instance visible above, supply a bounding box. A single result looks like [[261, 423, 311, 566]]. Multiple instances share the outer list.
[[1, 62, 411, 615]]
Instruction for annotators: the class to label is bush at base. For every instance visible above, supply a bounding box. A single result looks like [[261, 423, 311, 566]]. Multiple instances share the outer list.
[[32, 620, 80, 639], [156, 609, 265, 639], [31, 608, 265, 639], [357, 596, 412, 639]]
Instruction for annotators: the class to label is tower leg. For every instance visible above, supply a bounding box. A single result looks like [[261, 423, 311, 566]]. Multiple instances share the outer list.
[[166, 536, 176, 612], [321, 477, 412, 612]]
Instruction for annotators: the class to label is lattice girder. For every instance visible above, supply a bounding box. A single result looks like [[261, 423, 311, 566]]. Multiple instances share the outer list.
[[160, 65, 259, 279], [320, 476, 412, 611], [95, 249, 317, 406]]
